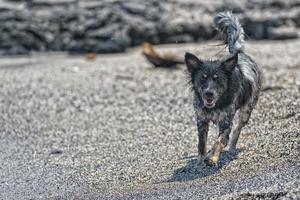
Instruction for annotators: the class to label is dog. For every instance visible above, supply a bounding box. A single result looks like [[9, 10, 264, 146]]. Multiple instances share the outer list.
[[185, 12, 262, 166]]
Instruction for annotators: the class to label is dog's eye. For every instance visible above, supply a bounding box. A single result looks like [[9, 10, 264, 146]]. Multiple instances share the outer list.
[[202, 74, 207, 79], [213, 74, 218, 79]]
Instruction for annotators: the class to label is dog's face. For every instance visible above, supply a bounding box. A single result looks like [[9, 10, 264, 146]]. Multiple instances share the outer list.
[[185, 52, 238, 109]]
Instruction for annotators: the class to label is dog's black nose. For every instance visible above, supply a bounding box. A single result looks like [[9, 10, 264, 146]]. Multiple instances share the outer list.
[[204, 91, 214, 98]]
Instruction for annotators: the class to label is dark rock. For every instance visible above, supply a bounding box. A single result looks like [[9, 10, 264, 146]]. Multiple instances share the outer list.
[[121, 2, 146, 15], [244, 20, 268, 39], [50, 149, 63, 155], [112, 26, 131, 48], [0, 11, 17, 21], [0, 45, 29, 55], [64, 39, 84, 52], [91, 40, 126, 53], [25, 26, 47, 43], [1, 0, 300, 55], [83, 17, 105, 31], [291, 11, 300, 27], [86, 24, 120, 39], [128, 21, 158, 45], [29, 0, 78, 8]]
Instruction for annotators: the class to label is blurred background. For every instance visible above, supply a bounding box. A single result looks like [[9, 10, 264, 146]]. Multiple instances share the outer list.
[[0, 0, 299, 55]]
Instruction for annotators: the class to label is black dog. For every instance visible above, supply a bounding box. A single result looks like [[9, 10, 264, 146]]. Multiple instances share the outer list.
[[185, 12, 262, 166]]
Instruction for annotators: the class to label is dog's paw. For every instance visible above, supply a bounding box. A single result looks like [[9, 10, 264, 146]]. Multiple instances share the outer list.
[[204, 157, 216, 166], [204, 155, 221, 166]]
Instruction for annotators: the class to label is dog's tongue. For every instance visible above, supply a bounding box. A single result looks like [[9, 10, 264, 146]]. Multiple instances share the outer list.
[[206, 99, 213, 103]]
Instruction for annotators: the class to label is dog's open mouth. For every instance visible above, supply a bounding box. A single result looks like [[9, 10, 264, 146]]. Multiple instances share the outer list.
[[204, 98, 215, 108]]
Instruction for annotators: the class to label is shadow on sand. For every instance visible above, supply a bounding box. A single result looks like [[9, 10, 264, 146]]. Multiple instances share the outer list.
[[168, 149, 242, 182]]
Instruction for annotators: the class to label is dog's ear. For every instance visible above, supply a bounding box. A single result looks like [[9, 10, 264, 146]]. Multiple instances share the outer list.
[[185, 52, 203, 74], [222, 53, 238, 72]]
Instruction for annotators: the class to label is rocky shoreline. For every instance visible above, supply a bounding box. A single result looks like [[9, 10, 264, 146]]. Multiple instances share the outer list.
[[0, 0, 300, 55]]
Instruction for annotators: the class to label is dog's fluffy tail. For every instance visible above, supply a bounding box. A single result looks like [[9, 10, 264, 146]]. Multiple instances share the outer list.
[[213, 12, 245, 54]]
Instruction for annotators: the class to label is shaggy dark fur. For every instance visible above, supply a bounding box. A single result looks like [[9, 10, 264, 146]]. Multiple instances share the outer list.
[[185, 12, 262, 166]]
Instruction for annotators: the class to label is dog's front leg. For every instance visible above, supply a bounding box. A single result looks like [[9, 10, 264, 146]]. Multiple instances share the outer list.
[[196, 119, 209, 156], [205, 119, 233, 166]]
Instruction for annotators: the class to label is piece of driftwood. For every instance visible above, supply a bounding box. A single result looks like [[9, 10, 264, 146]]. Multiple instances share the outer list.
[[142, 42, 184, 68]]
